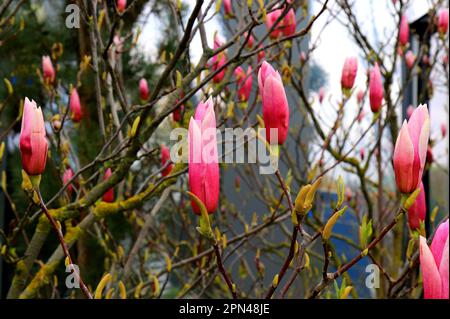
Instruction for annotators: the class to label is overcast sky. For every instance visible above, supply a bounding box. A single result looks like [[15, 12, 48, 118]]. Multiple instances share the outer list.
[[135, 0, 448, 166]]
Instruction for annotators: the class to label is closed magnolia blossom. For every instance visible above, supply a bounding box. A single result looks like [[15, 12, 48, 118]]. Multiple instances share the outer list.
[[318, 87, 325, 104], [419, 220, 449, 299], [117, 0, 126, 12], [407, 182, 426, 230], [102, 168, 115, 203], [20, 98, 48, 176], [235, 66, 253, 102], [139, 78, 149, 101], [258, 61, 290, 145], [188, 98, 219, 214], [266, 8, 296, 38], [211, 34, 227, 83], [399, 15, 409, 50], [437, 8, 449, 36], [441, 122, 447, 138], [356, 89, 365, 104], [405, 51, 416, 69], [282, 9, 296, 37], [223, 0, 233, 17], [42, 56, 55, 84], [257, 44, 265, 63], [63, 167, 75, 197], [161, 145, 173, 177], [69, 88, 83, 122], [341, 57, 358, 91], [393, 104, 430, 194], [173, 103, 184, 122], [244, 32, 254, 49], [369, 63, 383, 113], [359, 148, 365, 161], [266, 9, 283, 38]]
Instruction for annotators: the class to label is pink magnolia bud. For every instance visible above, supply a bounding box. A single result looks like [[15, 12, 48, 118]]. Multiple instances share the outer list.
[[172, 103, 184, 122], [161, 145, 173, 177], [266, 9, 283, 39], [117, 0, 126, 13], [406, 105, 414, 119], [419, 220, 449, 299], [399, 15, 409, 47], [20, 98, 48, 176], [405, 50, 416, 69], [438, 9, 449, 36], [258, 61, 290, 145], [69, 88, 83, 123], [443, 55, 449, 65], [341, 57, 358, 91], [102, 168, 115, 202], [357, 109, 366, 123], [211, 34, 227, 83], [407, 182, 426, 230], [359, 148, 365, 161], [63, 167, 75, 197], [42, 56, 55, 84], [236, 66, 253, 102], [369, 63, 383, 113], [357, 89, 365, 104], [188, 98, 219, 214], [345, 188, 353, 202], [422, 55, 430, 66], [441, 122, 447, 138], [281, 8, 296, 37], [393, 104, 430, 194], [318, 87, 325, 104], [244, 32, 254, 49], [139, 78, 149, 101], [224, 0, 233, 17], [257, 45, 265, 63]]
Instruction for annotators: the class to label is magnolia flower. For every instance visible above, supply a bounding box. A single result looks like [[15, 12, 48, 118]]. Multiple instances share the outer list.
[[419, 220, 449, 299], [139, 78, 149, 101], [258, 61, 290, 145], [42, 56, 55, 84], [437, 8, 449, 36], [405, 51, 416, 69], [235, 66, 253, 102], [393, 104, 430, 194], [211, 34, 227, 83], [161, 145, 173, 177], [20, 98, 48, 176], [399, 15, 409, 48], [369, 63, 383, 113], [357, 89, 365, 104], [318, 87, 325, 104], [441, 122, 447, 138], [117, 0, 126, 13], [188, 99, 219, 214], [102, 168, 115, 203], [70, 88, 83, 123], [63, 167, 75, 197], [223, 0, 233, 17], [341, 57, 358, 91], [407, 182, 426, 230], [244, 32, 254, 49]]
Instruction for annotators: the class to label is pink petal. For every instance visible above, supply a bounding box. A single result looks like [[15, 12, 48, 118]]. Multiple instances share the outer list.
[[431, 220, 449, 267], [393, 121, 415, 193], [420, 236, 442, 299], [438, 236, 449, 299]]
